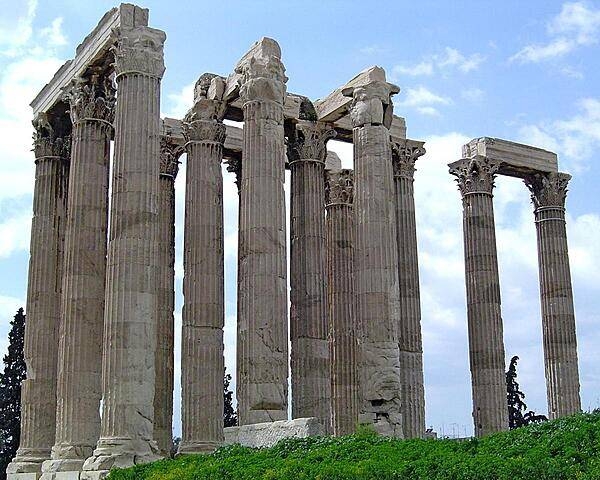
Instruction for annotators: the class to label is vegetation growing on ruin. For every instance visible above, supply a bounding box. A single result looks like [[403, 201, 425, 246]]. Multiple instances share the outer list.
[[108, 412, 600, 480]]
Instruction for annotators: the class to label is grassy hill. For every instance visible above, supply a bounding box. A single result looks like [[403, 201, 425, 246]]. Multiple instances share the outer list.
[[107, 412, 600, 480]]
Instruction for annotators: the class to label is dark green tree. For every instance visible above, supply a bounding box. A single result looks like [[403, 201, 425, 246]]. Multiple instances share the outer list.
[[506, 355, 547, 429], [224, 368, 237, 428], [0, 308, 26, 479]]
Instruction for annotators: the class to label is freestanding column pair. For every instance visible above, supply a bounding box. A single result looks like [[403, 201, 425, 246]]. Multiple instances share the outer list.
[[343, 71, 404, 437], [7, 114, 70, 477], [288, 121, 335, 431], [525, 172, 581, 419]]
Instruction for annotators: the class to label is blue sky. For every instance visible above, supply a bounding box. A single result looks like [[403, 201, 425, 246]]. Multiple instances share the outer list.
[[0, 0, 599, 438]]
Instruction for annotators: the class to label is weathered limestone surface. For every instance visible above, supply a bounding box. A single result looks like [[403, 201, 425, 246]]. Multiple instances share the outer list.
[[7, 115, 70, 477], [154, 136, 182, 457], [525, 172, 581, 419], [81, 25, 166, 476], [288, 120, 334, 431], [391, 139, 426, 439], [325, 168, 359, 436], [40, 75, 115, 479], [223, 418, 325, 448], [449, 155, 508, 437], [343, 71, 403, 437], [236, 38, 289, 425], [179, 74, 226, 454]]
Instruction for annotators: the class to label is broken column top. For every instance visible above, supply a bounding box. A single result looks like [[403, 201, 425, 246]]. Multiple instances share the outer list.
[[462, 137, 558, 178], [325, 151, 342, 171]]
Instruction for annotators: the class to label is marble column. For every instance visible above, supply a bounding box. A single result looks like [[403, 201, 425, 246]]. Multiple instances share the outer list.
[[7, 114, 70, 477], [179, 74, 226, 454], [236, 39, 289, 425], [82, 26, 166, 475], [525, 171, 581, 419], [342, 72, 403, 437], [40, 75, 115, 478], [154, 137, 182, 457], [391, 140, 426, 439], [449, 155, 508, 437], [288, 121, 335, 431], [325, 168, 359, 436]]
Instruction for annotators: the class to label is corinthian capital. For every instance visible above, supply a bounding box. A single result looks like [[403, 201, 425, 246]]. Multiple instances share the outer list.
[[32, 112, 71, 159], [342, 71, 399, 128], [64, 74, 116, 125], [236, 38, 287, 104], [449, 155, 500, 197], [287, 121, 336, 163], [182, 74, 227, 144], [524, 171, 571, 209], [160, 136, 184, 178], [325, 169, 354, 206], [113, 26, 166, 79], [391, 139, 426, 179]]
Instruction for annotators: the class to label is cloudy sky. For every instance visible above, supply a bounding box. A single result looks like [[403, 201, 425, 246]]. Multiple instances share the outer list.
[[0, 0, 599, 438]]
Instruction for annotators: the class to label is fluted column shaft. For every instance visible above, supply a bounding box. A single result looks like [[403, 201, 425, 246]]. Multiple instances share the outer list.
[[288, 122, 334, 430], [41, 77, 115, 477], [154, 138, 181, 457], [525, 172, 581, 419], [180, 90, 226, 452], [8, 122, 70, 475], [450, 155, 508, 437], [82, 26, 166, 473], [326, 169, 359, 436], [392, 141, 426, 439], [237, 47, 288, 425]]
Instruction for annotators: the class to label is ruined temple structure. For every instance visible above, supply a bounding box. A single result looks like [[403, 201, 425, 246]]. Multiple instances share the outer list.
[[7, 4, 581, 480]]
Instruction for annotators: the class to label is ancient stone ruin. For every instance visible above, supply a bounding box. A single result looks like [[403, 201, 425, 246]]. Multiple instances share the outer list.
[[6, 4, 581, 479]]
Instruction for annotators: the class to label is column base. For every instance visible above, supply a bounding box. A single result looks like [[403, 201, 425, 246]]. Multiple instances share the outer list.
[[7, 449, 50, 478], [40, 458, 85, 480], [81, 437, 161, 477], [177, 441, 220, 455]]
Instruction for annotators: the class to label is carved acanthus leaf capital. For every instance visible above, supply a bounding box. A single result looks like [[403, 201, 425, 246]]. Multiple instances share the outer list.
[[287, 121, 336, 162], [391, 139, 426, 179], [160, 137, 184, 178], [226, 158, 242, 191], [342, 80, 399, 128], [32, 113, 71, 159], [524, 171, 571, 209], [449, 155, 500, 197], [182, 98, 226, 144], [325, 169, 354, 205], [64, 74, 116, 125], [112, 26, 166, 79], [237, 48, 287, 104]]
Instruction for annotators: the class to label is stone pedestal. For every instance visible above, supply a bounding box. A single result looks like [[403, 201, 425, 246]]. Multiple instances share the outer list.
[[449, 155, 508, 437], [81, 26, 166, 477], [179, 74, 226, 454], [325, 168, 359, 436], [7, 114, 71, 478], [391, 140, 426, 439], [40, 75, 114, 479], [153, 137, 181, 457], [343, 73, 403, 437], [288, 121, 334, 431], [525, 172, 581, 419], [236, 39, 289, 425]]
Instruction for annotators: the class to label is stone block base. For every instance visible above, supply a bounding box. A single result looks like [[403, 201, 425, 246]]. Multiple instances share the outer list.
[[224, 417, 325, 448]]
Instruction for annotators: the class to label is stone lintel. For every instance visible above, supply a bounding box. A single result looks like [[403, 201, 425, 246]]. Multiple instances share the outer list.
[[31, 4, 149, 117], [223, 418, 325, 448], [161, 117, 241, 160], [463, 137, 558, 178]]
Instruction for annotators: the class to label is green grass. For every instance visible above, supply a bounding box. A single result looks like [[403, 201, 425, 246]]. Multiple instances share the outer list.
[[107, 412, 600, 480]]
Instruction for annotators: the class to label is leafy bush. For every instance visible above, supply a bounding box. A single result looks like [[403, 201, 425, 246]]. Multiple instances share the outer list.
[[107, 412, 600, 480]]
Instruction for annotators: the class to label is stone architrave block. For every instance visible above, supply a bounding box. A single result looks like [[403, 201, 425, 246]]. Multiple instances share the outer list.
[[223, 418, 325, 448]]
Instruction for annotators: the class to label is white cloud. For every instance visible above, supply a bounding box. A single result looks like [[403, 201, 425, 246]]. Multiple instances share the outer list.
[[460, 87, 485, 103], [39, 17, 68, 48], [510, 2, 600, 63], [392, 47, 484, 79], [518, 97, 600, 172], [0, 213, 31, 258], [396, 86, 452, 117], [0, 0, 37, 57], [163, 82, 194, 119]]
